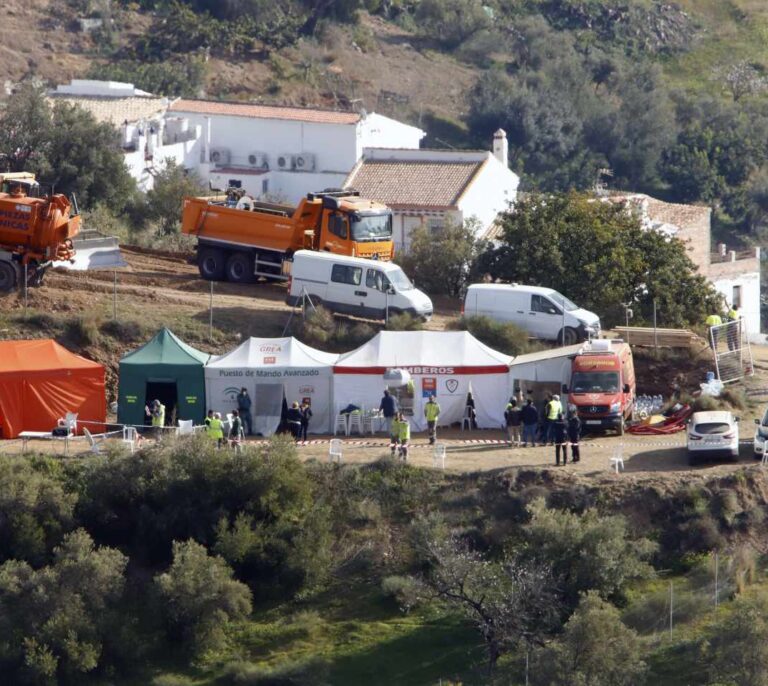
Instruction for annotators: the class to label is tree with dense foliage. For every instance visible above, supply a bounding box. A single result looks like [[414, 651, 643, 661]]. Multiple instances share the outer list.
[[155, 539, 252, 654], [0, 85, 137, 211], [145, 161, 206, 235], [521, 499, 656, 608], [480, 192, 723, 327], [0, 529, 127, 682], [447, 315, 530, 356], [396, 220, 486, 297], [533, 593, 647, 686]]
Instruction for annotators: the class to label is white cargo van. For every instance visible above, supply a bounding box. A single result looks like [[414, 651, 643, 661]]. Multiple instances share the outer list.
[[286, 250, 433, 321], [463, 284, 600, 344]]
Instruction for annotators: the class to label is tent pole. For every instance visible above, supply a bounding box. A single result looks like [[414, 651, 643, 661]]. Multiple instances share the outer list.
[[209, 280, 214, 342], [113, 270, 117, 320]]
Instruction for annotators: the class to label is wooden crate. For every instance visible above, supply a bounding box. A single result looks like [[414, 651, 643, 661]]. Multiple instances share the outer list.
[[613, 326, 705, 349]]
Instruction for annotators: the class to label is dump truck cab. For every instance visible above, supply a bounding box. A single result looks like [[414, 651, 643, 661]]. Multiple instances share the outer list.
[[0, 172, 40, 198]]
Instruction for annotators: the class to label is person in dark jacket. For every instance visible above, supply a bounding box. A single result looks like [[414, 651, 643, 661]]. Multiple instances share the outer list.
[[521, 399, 539, 447], [504, 398, 522, 446], [553, 412, 568, 466], [299, 400, 313, 442], [237, 388, 253, 436], [286, 401, 303, 440], [379, 389, 397, 435], [567, 410, 581, 463], [229, 409, 244, 453]]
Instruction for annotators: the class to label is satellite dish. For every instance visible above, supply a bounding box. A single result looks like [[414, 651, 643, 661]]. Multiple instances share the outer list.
[[383, 368, 411, 388]]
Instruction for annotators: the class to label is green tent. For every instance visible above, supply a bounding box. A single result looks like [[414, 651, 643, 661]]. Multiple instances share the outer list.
[[118, 328, 210, 427]]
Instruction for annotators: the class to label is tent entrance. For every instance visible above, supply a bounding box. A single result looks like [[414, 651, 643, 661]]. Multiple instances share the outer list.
[[254, 384, 284, 437], [145, 381, 177, 426]]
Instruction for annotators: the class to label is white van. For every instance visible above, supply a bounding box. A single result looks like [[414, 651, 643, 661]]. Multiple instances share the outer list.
[[463, 284, 600, 344], [286, 250, 433, 321]]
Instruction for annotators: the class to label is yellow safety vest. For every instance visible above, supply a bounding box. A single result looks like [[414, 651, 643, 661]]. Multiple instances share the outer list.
[[424, 401, 440, 421], [705, 314, 722, 326], [151, 403, 165, 427], [547, 400, 562, 420], [398, 420, 411, 441], [727, 309, 739, 321], [207, 418, 223, 439]]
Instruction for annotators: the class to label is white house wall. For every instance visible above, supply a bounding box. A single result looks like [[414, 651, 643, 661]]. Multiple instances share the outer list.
[[712, 271, 762, 340], [456, 156, 518, 235], [357, 113, 425, 156]]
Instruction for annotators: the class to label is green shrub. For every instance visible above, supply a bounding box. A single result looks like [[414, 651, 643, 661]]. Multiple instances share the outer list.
[[66, 315, 101, 346], [448, 315, 529, 355], [386, 312, 423, 331], [100, 318, 148, 342], [218, 656, 329, 686], [720, 385, 747, 410], [691, 394, 719, 412]]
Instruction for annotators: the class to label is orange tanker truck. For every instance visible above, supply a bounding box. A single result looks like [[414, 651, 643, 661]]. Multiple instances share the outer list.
[[180, 188, 395, 283], [0, 173, 81, 291]]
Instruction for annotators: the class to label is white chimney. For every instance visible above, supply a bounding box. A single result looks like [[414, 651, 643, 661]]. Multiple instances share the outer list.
[[492, 128, 508, 167]]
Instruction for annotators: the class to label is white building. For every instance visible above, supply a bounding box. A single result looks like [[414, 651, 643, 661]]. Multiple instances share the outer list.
[[609, 193, 762, 340], [167, 99, 425, 203], [343, 130, 519, 250], [50, 80, 201, 192]]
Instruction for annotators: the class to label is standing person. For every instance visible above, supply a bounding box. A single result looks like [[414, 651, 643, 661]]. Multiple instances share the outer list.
[[396, 411, 410, 461], [553, 412, 568, 466], [379, 389, 397, 435], [204, 409, 214, 429], [545, 394, 562, 446], [390, 413, 401, 457], [504, 398, 522, 447], [466, 392, 478, 429], [207, 412, 225, 448], [299, 400, 313, 442], [539, 392, 553, 444], [237, 388, 253, 436], [567, 408, 581, 463], [229, 409, 244, 453], [424, 395, 441, 445], [706, 311, 723, 350], [726, 304, 741, 351], [286, 401, 303, 441], [521, 399, 539, 447], [147, 399, 165, 439]]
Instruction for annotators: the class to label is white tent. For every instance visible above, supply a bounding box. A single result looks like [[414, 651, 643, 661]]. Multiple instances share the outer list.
[[205, 337, 338, 436], [508, 344, 583, 393], [333, 331, 512, 431]]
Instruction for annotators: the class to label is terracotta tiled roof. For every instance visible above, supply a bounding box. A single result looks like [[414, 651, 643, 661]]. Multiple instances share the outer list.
[[345, 160, 484, 209], [607, 192, 710, 230], [169, 99, 360, 124], [48, 96, 168, 126]]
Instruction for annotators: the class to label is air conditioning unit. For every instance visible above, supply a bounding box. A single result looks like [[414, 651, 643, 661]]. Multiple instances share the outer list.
[[294, 153, 316, 171], [247, 152, 268, 168], [276, 154, 295, 170], [209, 147, 230, 166]]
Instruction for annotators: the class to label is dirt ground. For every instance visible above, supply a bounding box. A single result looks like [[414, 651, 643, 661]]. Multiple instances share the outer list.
[[6, 246, 768, 484]]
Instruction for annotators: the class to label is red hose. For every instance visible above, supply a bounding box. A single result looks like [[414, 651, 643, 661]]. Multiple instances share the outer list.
[[627, 404, 693, 435]]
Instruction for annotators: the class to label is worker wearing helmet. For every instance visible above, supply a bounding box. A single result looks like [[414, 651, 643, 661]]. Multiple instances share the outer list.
[[207, 411, 224, 448], [149, 399, 165, 440]]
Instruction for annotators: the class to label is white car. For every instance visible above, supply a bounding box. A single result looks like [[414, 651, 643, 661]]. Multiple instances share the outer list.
[[753, 409, 768, 458], [687, 411, 739, 464]]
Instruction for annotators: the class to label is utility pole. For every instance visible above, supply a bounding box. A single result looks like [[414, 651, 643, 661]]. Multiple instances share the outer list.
[[714, 551, 719, 609], [209, 279, 214, 342], [669, 581, 674, 637]]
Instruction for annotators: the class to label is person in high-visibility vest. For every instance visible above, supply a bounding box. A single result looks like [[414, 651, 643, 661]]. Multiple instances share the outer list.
[[207, 411, 225, 448], [726, 304, 741, 351], [544, 394, 562, 446], [396, 412, 410, 460], [424, 395, 441, 445], [149, 399, 165, 440], [706, 312, 723, 351]]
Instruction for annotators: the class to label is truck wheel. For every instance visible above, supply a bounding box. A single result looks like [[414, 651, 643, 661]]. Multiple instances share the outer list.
[[226, 252, 254, 283], [199, 248, 226, 281], [559, 327, 578, 345], [0, 262, 18, 291]]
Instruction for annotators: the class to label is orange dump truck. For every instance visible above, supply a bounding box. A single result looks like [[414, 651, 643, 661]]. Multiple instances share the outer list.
[[180, 188, 395, 282], [0, 174, 81, 291]]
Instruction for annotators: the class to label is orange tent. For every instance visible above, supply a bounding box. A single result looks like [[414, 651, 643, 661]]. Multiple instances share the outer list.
[[0, 340, 106, 439]]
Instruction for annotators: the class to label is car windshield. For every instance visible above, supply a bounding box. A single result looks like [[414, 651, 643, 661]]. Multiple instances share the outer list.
[[387, 267, 414, 291], [351, 212, 393, 241], [548, 291, 578, 312], [694, 422, 731, 435], [571, 372, 620, 393]]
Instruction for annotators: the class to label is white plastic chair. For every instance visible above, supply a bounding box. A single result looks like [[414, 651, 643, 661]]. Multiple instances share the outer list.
[[329, 438, 343, 463], [83, 428, 106, 454], [433, 443, 446, 469], [57, 412, 78, 435], [334, 413, 349, 436], [362, 411, 378, 435], [177, 419, 195, 436], [610, 445, 625, 473], [348, 412, 363, 436], [461, 406, 473, 431], [761, 449, 768, 467], [121, 426, 137, 453]]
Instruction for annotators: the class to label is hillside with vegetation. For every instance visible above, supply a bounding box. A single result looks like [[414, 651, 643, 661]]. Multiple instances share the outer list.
[[4, 0, 768, 243]]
